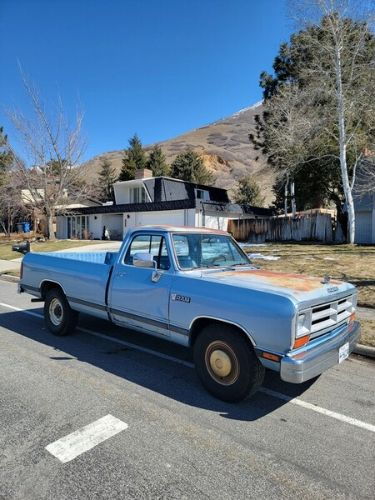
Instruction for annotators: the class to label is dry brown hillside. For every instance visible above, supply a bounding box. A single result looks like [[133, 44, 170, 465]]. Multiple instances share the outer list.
[[84, 102, 275, 204]]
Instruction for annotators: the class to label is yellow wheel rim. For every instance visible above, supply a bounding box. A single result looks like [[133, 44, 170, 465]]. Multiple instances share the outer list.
[[205, 341, 240, 386]]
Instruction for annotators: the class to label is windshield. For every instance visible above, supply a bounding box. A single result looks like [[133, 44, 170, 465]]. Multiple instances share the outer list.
[[172, 233, 250, 270]]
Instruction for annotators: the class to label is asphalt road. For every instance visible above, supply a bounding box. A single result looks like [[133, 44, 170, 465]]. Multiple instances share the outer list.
[[0, 279, 374, 499]]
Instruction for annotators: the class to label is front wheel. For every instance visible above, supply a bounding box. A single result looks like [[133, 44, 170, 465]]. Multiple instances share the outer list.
[[44, 288, 78, 336], [193, 323, 265, 402]]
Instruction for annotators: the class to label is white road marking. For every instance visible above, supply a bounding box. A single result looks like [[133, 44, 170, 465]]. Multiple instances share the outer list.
[[0, 302, 43, 319], [1, 301, 375, 434], [260, 387, 375, 433], [45, 414, 128, 463]]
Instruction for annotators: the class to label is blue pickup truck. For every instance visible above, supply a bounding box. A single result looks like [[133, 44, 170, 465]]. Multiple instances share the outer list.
[[19, 225, 360, 402]]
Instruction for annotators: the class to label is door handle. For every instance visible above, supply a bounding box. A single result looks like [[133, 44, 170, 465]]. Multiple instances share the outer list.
[[116, 272, 126, 278], [151, 270, 163, 283]]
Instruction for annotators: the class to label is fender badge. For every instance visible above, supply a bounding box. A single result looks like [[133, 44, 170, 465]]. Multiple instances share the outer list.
[[171, 293, 191, 303]]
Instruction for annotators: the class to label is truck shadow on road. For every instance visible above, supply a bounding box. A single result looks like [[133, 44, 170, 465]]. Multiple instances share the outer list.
[[0, 309, 321, 423]]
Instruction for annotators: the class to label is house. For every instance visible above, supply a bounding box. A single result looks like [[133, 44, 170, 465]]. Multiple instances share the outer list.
[[21, 187, 101, 237], [354, 193, 375, 244], [353, 159, 375, 244], [56, 169, 244, 240]]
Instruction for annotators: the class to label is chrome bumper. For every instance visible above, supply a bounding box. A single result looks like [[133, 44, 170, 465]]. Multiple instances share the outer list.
[[280, 321, 361, 384]]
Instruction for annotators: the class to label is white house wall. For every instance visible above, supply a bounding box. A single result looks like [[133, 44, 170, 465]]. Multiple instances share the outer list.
[[102, 214, 123, 240], [128, 209, 188, 227], [113, 180, 146, 204], [113, 185, 130, 204], [88, 214, 103, 239], [195, 210, 229, 231], [203, 214, 229, 231], [58, 208, 231, 241]]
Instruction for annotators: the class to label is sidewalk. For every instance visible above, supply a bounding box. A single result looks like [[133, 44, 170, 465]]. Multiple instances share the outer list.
[[0, 259, 21, 273]]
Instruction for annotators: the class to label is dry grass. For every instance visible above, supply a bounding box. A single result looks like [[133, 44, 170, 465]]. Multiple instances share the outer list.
[[359, 320, 375, 348], [0, 240, 109, 261], [244, 243, 375, 308]]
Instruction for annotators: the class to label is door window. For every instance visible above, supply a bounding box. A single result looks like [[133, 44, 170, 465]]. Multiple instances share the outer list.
[[124, 234, 171, 270]]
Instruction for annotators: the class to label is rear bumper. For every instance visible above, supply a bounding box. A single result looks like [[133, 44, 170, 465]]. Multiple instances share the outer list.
[[280, 321, 361, 384]]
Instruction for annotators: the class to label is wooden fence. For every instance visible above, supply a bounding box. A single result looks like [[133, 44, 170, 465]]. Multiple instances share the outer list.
[[228, 212, 345, 243]]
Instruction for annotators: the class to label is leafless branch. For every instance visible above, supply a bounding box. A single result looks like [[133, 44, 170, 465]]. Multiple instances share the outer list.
[[6, 71, 93, 239]]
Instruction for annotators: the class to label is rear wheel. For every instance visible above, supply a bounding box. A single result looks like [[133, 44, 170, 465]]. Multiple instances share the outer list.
[[193, 323, 264, 402], [44, 288, 78, 336]]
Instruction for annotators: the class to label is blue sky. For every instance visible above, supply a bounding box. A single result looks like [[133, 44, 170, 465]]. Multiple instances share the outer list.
[[0, 0, 291, 161]]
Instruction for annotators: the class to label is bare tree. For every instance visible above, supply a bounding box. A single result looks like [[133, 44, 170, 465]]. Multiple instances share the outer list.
[[290, 0, 375, 243], [353, 150, 375, 195], [7, 73, 92, 240]]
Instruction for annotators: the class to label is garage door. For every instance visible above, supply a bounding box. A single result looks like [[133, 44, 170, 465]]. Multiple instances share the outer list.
[[355, 211, 373, 244]]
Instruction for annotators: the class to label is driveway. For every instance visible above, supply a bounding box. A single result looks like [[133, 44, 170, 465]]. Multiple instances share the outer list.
[[56, 241, 122, 253]]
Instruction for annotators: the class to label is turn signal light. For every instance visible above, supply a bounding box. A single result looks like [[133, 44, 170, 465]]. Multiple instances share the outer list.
[[293, 335, 310, 349], [349, 312, 355, 323], [262, 352, 281, 362]]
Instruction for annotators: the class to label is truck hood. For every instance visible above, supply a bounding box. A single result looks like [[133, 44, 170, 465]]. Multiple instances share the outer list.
[[200, 268, 355, 305]]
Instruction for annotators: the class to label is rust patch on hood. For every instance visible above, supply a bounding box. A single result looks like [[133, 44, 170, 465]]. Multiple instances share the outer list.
[[219, 269, 342, 293]]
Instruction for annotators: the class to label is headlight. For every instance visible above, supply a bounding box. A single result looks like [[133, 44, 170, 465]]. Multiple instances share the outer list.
[[296, 311, 311, 337]]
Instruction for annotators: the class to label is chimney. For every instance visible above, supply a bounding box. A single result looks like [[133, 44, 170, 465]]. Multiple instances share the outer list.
[[135, 168, 153, 179]]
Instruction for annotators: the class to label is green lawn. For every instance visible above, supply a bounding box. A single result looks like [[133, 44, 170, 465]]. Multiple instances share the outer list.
[[0, 239, 108, 261]]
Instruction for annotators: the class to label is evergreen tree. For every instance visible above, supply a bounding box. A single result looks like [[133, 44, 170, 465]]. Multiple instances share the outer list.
[[98, 159, 117, 202], [147, 145, 170, 177], [0, 126, 12, 186], [119, 134, 146, 181], [234, 176, 265, 206], [170, 149, 214, 185]]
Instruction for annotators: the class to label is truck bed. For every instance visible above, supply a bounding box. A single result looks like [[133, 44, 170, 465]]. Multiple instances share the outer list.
[[21, 251, 118, 317]]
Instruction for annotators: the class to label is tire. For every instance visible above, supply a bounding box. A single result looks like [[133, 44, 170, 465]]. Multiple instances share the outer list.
[[193, 323, 265, 403], [44, 288, 78, 336]]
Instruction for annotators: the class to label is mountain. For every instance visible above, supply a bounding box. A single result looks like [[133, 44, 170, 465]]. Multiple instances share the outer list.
[[83, 101, 275, 204]]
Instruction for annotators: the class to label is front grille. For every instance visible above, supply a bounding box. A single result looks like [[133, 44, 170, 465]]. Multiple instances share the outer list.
[[310, 294, 355, 336]]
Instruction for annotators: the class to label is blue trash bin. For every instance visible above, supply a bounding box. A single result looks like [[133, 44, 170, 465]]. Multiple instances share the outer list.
[[20, 222, 31, 233]]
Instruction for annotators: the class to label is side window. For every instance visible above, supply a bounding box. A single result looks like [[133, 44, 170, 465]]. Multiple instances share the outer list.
[[173, 235, 189, 256], [172, 234, 196, 269], [124, 234, 170, 270]]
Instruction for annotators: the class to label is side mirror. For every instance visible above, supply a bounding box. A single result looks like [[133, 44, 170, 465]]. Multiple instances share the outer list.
[[12, 241, 30, 255], [133, 252, 156, 268]]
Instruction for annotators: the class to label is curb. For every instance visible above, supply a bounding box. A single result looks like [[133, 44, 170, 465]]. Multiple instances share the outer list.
[[0, 274, 19, 284], [353, 344, 375, 359]]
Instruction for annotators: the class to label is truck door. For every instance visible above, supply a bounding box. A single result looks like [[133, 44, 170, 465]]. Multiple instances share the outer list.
[[109, 233, 173, 337]]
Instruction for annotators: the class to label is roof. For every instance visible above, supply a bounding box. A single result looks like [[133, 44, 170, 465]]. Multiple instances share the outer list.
[[241, 205, 274, 217], [131, 225, 228, 235], [60, 198, 196, 215], [115, 175, 227, 191]]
